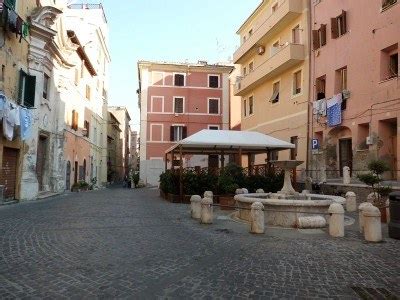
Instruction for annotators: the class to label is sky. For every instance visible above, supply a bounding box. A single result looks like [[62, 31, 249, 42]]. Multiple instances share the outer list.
[[97, 0, 260, 132]]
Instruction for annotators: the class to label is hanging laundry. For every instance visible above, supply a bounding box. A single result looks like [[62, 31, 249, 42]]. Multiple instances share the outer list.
[[3, 101, 19, 141], [327, 94, 343, 127], [312, 98, 327, 116], [16, 16, 23, 41], [7, 8, 17, 33], [19, 107, 33, 141], [0, 92, 6, 120]]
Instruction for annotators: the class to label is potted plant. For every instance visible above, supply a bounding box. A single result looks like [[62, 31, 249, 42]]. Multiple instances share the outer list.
[[159, 171, 180, 202], [131, 172, 140, 188], [71, 182, 80, 192], [357, 159, 392, 222], [78, 180, 89, 191]]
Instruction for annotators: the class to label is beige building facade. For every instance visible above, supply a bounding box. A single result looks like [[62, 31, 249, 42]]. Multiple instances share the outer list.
[[233, 0, 310, 174]]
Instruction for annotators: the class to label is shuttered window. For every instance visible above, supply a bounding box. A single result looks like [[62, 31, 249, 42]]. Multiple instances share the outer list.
[[208, 75, 219, 88], [208, 98, 219, 114], [270, 82, 280, 103], [174, 74, 185, 86], [174, 97, 184, 113], [312, 24, 326, 50], [249, 96, 254, 115], [293, 70, 302, 95], [170, 126, 187, 141], [72, 110, 79, 131], [18, 70, 36, 108], [84, 120, 90, 137], [331, 11, 347, 39]]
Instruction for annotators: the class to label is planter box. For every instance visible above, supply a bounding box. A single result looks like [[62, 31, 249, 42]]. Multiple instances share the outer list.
[[167, 193, 181, 203], [219, 195, 236, 210]]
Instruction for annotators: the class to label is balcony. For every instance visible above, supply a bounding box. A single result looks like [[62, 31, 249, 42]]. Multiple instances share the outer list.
[[233, 0, 302, 64], [234, 43, 305, 96]]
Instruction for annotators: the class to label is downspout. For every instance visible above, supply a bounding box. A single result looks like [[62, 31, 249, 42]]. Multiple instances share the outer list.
[[305, 0, 313, 176]]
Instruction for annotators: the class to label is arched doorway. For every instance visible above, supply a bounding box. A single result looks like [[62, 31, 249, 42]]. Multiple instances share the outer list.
[[327, 126, 352, 177]]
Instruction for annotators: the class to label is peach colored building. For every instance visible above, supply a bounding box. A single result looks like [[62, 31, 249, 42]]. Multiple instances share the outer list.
[[233, 0, 310, 172], [310, 0, 400, 180], [137, 61, 233, 185]]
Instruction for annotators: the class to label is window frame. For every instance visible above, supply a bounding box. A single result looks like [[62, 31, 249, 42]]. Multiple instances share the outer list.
[[208, 125, 220, 130], [43, 73, 50, 99], [292, 24, 301, 44], [18, 69, 36, 108], [173, 72, 186, 87], [270, 80, 280, 104], [173, 96, 185, 114], [207, 98, 220, 115], [292, 69, 303, 96], [208, 74, 220, 88], [248, 95, 254, 116], [150, 96, 165, 113], [243, 98, 247, 117]]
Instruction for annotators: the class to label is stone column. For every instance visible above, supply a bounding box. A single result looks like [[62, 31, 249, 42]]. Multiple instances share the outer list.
[[328, 203, 344, 237], [190, 195, 202, 219], [250, 202, 264, 234], [200, 197, 213, 224], [363, 206, 382, 242], [358, 202, 373, 233], [343, 166, 351, 184], [256, 189, 265, 193], [345, 191, 357, 212]]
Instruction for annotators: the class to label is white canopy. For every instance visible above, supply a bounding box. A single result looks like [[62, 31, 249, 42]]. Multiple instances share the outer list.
[[166, 130, 294, 154]]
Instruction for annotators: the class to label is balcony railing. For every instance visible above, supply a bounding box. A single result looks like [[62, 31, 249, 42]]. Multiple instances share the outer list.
[[234, 43, 305, 96], [233, 0, 302, 64]]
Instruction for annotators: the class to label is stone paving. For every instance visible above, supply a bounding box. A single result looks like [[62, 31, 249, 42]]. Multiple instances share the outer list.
[[0, 187, 399, 299]]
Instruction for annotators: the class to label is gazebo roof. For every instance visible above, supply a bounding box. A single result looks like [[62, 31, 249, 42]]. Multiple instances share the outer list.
[[166, 130, 294, 155]]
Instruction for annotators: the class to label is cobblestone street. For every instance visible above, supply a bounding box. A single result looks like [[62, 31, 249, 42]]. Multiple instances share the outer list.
[[0, 187, 399, 299]]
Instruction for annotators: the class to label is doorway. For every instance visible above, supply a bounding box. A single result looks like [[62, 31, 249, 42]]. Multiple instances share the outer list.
[[66, 161, 71, 190], [36, 135, 48, 191], [0, 147, 19, 199], [74, 161, 78, 184], [339, 139, 352, 176]]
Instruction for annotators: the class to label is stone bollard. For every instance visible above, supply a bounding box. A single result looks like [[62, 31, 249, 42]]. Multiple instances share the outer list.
[[363, 205, 382, 242], [305, 177, 313, 192], [358, 202, 373, 233], [386, 199, 390, 223], [343, 166, 351, 184], [204, 191, 213, 200], [328, 203, 345, 237], [301, 190, 310, 195], [200, 197, 213, 224], [367, 192, 378, 204], [250, 202, 265, 234], [242, 188, 249, 194], [190, 195, 202, 219], [256, 189, 265, 194], [235, 188, 244, 195], [345, 191, 357, 212]]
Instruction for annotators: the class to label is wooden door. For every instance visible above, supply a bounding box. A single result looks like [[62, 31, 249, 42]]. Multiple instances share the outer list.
[[0, 147, 19, 199], [66, 161, 71, 190], [36, 136, 47, 191], [339, 139, 352, 176], [74, 161, 78, 184]]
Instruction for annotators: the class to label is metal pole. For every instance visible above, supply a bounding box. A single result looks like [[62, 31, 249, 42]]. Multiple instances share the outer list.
[[179, 145, 183, 203]]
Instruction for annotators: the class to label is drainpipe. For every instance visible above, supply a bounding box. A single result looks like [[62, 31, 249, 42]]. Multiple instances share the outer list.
[[305, 0, 313, 176]]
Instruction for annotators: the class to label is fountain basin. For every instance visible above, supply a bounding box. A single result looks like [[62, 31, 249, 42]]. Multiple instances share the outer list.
[[234, 193, 346, 228]]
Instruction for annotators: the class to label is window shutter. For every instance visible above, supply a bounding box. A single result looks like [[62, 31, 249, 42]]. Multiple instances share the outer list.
[[182, 126, 187, 139], [312, 30, 320, 50], [24, 74, 36, 108], [17, 69, 24, 104], [341, 10, 347, 34], [331, 18, 338, 39], [321, 24, 327, 46], [170, 126, 174, 141]]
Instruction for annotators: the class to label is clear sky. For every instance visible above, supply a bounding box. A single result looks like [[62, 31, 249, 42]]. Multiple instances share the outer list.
[[97, 0, 260, 132]]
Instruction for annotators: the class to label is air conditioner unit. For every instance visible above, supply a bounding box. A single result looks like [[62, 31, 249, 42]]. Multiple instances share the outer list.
[[366, 136, 373, 145], [258, 45, 265, 55]]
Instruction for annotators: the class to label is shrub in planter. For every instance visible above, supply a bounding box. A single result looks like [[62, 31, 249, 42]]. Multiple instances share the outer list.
[[159, 170, 179, 199], [131, 172, 140, 188]]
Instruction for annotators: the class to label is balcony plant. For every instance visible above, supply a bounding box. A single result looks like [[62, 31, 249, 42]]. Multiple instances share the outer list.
[[357, 159, 392, 222]]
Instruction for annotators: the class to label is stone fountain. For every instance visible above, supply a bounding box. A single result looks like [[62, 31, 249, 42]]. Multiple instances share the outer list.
[[234, 160, 345, 228]]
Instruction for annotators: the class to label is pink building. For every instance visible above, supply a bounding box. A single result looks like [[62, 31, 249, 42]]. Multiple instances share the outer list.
[[310, 0, 400, 180], [137, 61, 233, 185]]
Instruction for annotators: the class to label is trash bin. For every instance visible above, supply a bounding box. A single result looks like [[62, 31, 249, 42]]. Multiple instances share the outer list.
[[388, 192, 400, 240]]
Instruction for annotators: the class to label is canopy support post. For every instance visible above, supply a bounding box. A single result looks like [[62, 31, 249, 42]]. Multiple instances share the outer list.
[[170, 150, 174, 171], [220, 151, 225, 172], [237, 147, 242, 166], [179, 145, 183, 203], [164, 153, 168, 171], [248, 153, 253, 176]]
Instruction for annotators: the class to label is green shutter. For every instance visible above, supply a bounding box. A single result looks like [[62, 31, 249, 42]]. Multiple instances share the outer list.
[[24, 74, 36, 108], [17, 69, 24, 104], [5, 0, 16, 10]]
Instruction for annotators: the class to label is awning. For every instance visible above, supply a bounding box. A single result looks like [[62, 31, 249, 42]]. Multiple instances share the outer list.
[[166, 130, 294, 155]]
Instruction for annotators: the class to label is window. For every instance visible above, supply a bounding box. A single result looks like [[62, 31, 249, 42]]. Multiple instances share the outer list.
[[249, 62, 254, 73], [174, 73, 185, 86], [316, 75, 326, 99], [270, 81, 280, 103], [86, 85, 91, 100], [208, 98, 219, 114], [293, 70, 302, 95], [248, 29, 253, 37], [382, 0, 397, 9], [83, 120, 90, 137], [243, 67, 247, 76], [249, 96, 254, 115], [290, 136, 298, 160], [243, 99, 247, 117], [71, 110, 78, 131], [208, 75, 219, 88], [43, 74, 49, 99], [389, 53, 399, 77], [208, 125, 219, 130], [170, 125, 187, 142], [331, 11, 347, 39], [270, 150, 279, 161], [312, 24, 327, 50], [271, 40, 280, 56], [381, 44, 398, 80], [292, 25, 300, 44], [173, 97, 184, 114], [74, 68, 80, 85], [335, 67, 347, 93], [18, 70, 36, 108]]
